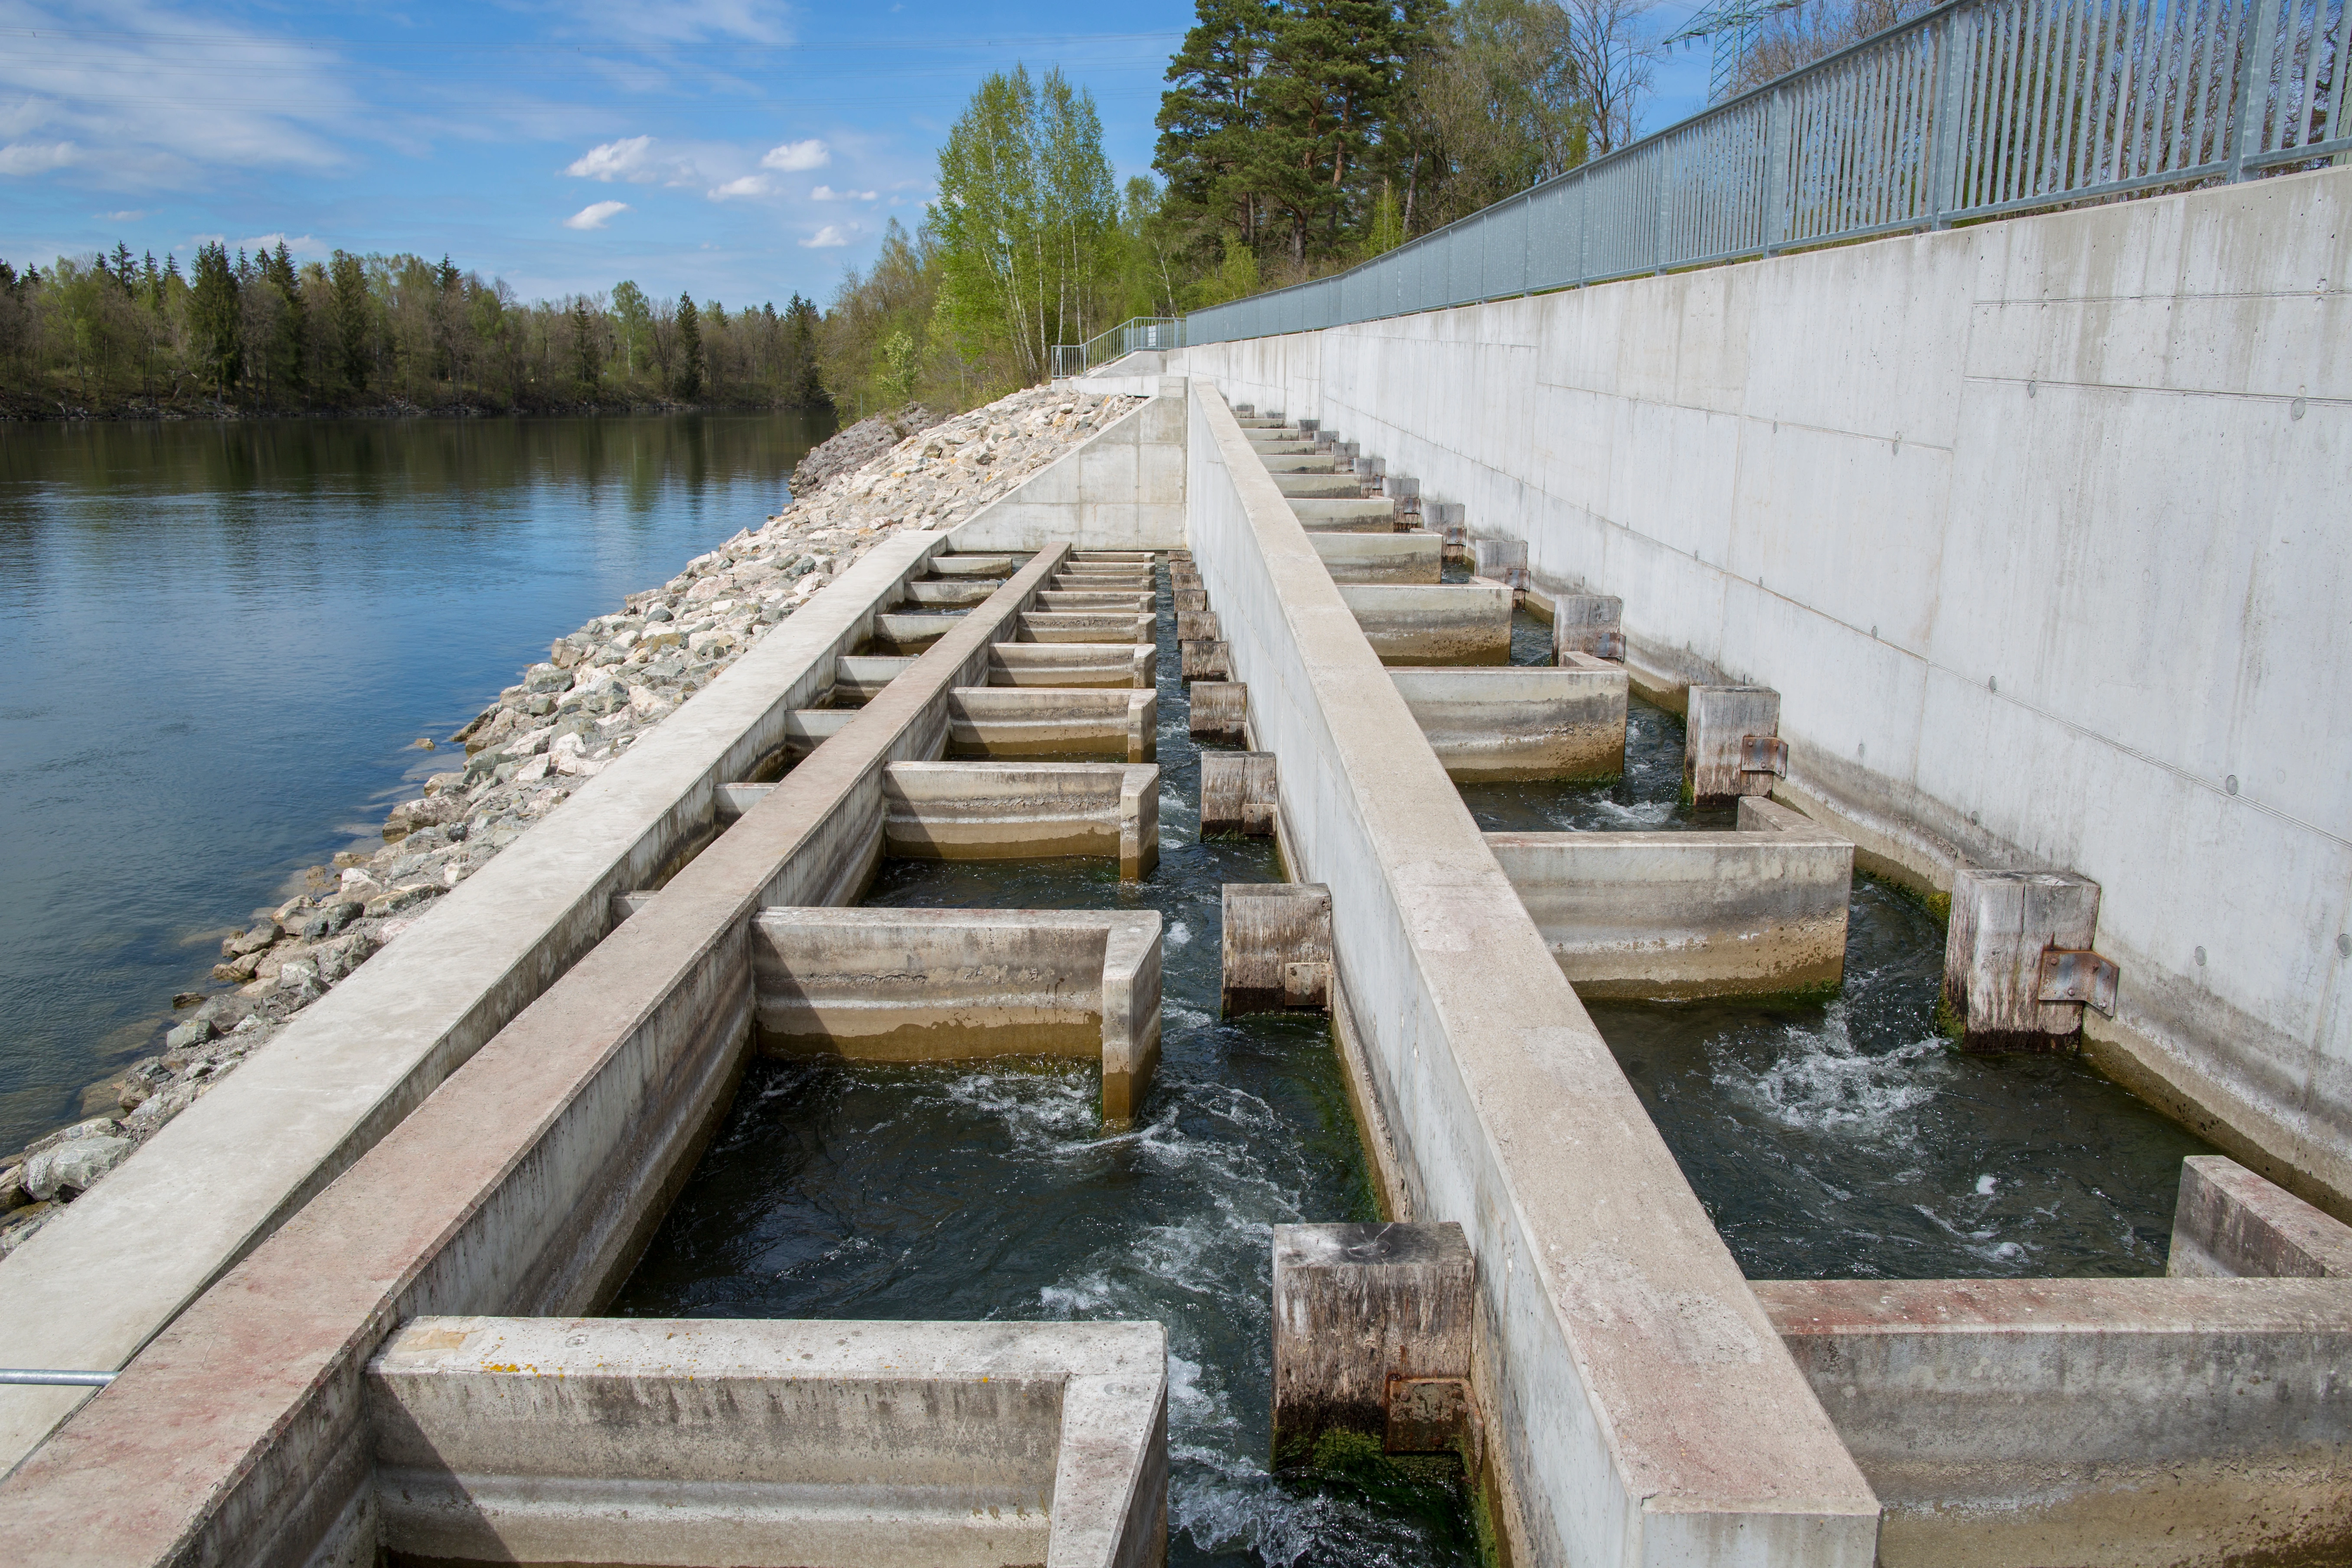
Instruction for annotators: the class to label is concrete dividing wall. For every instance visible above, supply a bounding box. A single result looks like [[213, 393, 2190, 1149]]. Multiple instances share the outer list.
[[950, 383, 1186, 552], [0, 533, 941, 1471], [1184, 382, 1880, 1566], [0, 552, 1080, 1562], [369, 1316, 1169, 1568], [1172, 167, 2352, 1217]]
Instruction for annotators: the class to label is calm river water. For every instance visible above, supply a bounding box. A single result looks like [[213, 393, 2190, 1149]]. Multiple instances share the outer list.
[[0, 412, 830, 1153]]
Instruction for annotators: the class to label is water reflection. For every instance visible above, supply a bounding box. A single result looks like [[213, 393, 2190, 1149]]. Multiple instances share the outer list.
[[0, 411, 831, 1150]]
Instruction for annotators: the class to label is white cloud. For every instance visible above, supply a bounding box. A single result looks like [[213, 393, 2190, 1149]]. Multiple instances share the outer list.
[[564, 201, 630, 230], [565, 136, 663, 182], [99, 209, 147, 222], [0, 5, 356, 189], [707, 174, 771, 201], [760, 139, 829, 173], [0, 140, 79, 176], [238, 232, 326, 257], [800, 224, 852, 248], [810, 184, 877, 201]]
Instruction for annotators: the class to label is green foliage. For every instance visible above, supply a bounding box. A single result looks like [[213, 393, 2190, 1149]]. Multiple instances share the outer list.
[[610, 280, 650, 380], [931, 63, 1121, 388], [1363, 182, 1405, 256], [188, 242, 241, 395], [674, 291, 703, 399], [881, 329, 920, 402]]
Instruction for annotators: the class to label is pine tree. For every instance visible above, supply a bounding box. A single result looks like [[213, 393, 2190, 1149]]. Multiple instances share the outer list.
[[329, 251, 372, 393], [571, 296, 600, 391], [189, 242, 242, 395], [1156, 0, 1281, 247], [674, 291, 702, 399]]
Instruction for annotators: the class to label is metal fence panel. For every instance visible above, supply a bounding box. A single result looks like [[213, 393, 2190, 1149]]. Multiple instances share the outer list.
[[1137, 0, 2345, 356]]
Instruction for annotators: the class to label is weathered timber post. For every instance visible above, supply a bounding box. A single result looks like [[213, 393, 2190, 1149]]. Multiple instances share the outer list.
[[1684, 686, 1784, 804], [1221, 883, 1331, 1015], [1940, 868, 2117, 1050], [1179, 639, 1231, 683], [1173, 588, 1208, 613], [1554, 594, 1625, 662], [1428, 502, 1467, 559], [1199, 751, 1276, 836], [1471, 537, 1528, 593], [1190, 682, 1249, 745], [1391, 476, 1421, 522], [1271, 1222, 1476, 1468], [1176, 609, 1221, 644]]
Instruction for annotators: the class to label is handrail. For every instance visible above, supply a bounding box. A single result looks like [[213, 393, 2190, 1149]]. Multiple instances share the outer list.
[[1051, 317, 1186, 379], [1160, 0, 2346, 347]]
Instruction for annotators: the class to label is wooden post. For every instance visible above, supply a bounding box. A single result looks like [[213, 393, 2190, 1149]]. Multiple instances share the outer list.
[[1221, 883, 1331, 1015], [1684, 686, 1781, 804], [1941, 868, 2100, 1050], [1199, 750, 1275, 836], [1272, 1222, 1474, 1468], [1554, 594, 1625, 662], [1176, 609, 1221, 644], [1179, 639, 1231, 683], [1189, 682, 1249, 745]]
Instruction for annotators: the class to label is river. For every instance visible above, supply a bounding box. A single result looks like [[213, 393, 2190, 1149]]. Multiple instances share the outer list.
[[0, 412, 831, 1154]]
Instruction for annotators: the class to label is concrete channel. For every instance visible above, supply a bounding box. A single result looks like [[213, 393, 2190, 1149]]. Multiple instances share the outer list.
[[1, 176, 2348, 1568]]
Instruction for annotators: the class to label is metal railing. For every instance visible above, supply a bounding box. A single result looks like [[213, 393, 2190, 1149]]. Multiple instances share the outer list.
[[1050, 317, 1186, 379], [1178, 0, 2348, 346]]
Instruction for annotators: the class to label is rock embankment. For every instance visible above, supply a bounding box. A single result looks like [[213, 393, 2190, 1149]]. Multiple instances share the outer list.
[[0, 382, 1143, 1258], [790, 403, 941, 497]]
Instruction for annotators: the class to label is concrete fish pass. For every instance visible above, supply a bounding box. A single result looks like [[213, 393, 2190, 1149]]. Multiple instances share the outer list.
[[3, 167, 2350, 1568]]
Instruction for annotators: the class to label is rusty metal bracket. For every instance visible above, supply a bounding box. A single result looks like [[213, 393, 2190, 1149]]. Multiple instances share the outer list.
[[2038, 947, 2119, 1016], [1739, 734, 1789, 776], [1589, 629, 1627, 662]]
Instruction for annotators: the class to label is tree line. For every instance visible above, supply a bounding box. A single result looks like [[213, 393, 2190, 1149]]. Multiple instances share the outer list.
[[3, 0, 1918, 422], [824, 0, 1659, 417], [0, 243, 827, 416]]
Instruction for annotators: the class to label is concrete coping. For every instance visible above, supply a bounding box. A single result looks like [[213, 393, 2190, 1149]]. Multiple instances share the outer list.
[[751, 906, 1164, 1120], [1310, 531, 1442, 583], [369, 1315, 1169, 1568]]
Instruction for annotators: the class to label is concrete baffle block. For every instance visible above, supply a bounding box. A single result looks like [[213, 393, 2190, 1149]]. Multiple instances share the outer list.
[[1200, 750, 1276, 837], [1554, 594, 1625, 661], [2168, 1155, 2352, 1278], [1272, 1222, 1474, 1467], [1173, 588, 1208, 613], [1190, 682, 1249, 745], [1471, 537, 1526, 585], [1683, 685, 1782, 804], [1221, 883, 1332, 1016], [1941, 867, 2100, 1049], [1180, 638, 1232, 683]]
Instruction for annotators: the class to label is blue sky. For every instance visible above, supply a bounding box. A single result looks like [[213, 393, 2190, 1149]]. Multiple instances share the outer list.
[[0, 0, 1712, 310]]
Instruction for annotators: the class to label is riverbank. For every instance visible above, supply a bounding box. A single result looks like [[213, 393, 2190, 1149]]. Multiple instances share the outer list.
[[0, 385, 836, 423], [0, 382, 1140, 1255]]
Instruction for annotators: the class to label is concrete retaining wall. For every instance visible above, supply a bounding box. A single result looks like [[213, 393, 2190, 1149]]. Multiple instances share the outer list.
[[1184, 382, 1879, 1566], [1337, 584, 1512, 665], [950, 384, 1186, 552], [1170, 167, 2352, 1217], [1310, 532, 1443, 583]]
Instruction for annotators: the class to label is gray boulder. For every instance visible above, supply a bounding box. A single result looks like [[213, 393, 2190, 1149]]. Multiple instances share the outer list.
[[22, 1134, 134, 1201]]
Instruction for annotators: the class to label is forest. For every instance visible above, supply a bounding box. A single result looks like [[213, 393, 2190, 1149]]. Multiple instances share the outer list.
[[0, 0, 1898, 422]]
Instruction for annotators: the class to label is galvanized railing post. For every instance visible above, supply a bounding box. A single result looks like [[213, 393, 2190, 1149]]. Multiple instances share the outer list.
[[2229, 0, 2283, 179], [1927, 4, 1968, 226], [1654, 143, 1674, 272], [1764, 85, 1793, 254]]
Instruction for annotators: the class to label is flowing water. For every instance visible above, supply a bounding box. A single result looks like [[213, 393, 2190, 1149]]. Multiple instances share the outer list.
[[0, 412, 830, 1153], [1467, 595, 2217, 1277], [614, 565, 1484, 1568]]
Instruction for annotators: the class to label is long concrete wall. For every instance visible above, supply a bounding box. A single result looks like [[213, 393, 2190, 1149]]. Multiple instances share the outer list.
[[1184, 382, 1880, 1566], [1172, 167, 2352, 1217], [949, 382, 1187, 552]]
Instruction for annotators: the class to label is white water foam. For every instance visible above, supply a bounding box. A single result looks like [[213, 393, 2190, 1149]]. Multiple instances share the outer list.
[[1712, 1001, 1947, 1139]]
